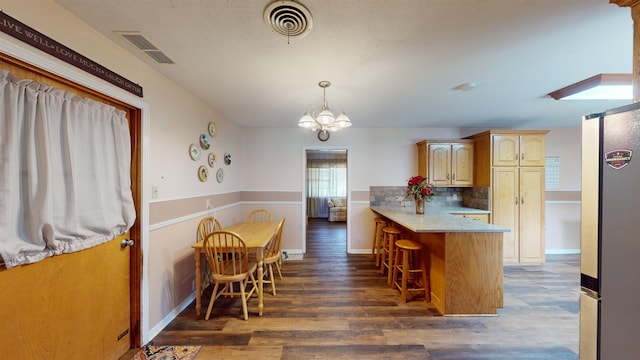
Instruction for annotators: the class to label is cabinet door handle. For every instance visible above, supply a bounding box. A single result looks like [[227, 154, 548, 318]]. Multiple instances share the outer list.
[[452, 173, 456, 181], [515, 153, 519, 161], [521, 196, 525, 205], [521, 153, 525, 161], [447, 173, 450, 180], [515, 196, 518, 205]]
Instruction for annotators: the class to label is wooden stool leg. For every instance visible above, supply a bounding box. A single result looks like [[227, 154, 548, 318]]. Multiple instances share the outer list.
[[392, 244, 401, 290], [421, 247, 430, 302], [379, 233, 387, 275], [374, 222, 385, 267], [400, 248, 410, 302], [372, 222, 378, 259], [387, 234, 395, 285]]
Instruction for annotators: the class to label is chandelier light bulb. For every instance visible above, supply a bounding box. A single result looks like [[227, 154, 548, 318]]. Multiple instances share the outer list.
[[336, 112, 352, 128], [298, 112, 316, 128], [317, 109, 335, 125]]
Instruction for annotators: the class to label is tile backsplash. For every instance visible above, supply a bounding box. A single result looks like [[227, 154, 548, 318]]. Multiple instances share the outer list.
[[369, 186, 489, 210]]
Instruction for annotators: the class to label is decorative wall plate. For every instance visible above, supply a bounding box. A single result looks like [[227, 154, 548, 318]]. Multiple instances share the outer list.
[[199, 134, 211, 150], [189, 143, 201, 160], [198, 165, 209, 182], [216, 168, 224, 183], [208, 121, 217, 137], [224, 152, 231, 166], [208, 153, 217, 167]]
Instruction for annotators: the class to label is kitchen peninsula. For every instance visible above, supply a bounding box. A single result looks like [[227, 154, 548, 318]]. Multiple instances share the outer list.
[[370, 205, 510, 316]]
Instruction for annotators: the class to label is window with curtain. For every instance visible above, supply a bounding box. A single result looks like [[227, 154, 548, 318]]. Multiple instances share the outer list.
[[0, 69, 136, 268], [306, 157, 347, 218]]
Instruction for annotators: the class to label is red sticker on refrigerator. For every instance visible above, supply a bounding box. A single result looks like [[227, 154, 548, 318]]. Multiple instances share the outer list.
[[604, 149, 633, 170]]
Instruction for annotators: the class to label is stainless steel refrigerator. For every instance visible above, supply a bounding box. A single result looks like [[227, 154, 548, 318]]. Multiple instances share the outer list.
[[581, 102, 640, 359]]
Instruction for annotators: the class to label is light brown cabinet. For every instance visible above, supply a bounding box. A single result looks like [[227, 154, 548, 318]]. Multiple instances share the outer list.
[[492, 134, 547, 167], [452, 213, 489, 223], [466, 130, 548, 264], [416, 140, 473, 187], [492, 166, 545, 263]]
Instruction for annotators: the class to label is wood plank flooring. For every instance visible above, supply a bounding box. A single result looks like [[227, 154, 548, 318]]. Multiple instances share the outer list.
[[121, 218, 579, 359]]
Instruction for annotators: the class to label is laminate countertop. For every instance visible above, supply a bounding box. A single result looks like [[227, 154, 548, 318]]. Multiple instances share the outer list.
[[370, 205, 510, 233]]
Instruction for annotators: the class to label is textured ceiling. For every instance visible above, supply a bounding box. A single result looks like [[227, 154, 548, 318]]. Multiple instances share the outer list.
[[56, 0, 634, 129]]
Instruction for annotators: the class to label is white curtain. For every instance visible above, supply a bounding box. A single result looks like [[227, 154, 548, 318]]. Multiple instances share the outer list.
[[0, 70, 136, 268], [306, 159, 347, 218]]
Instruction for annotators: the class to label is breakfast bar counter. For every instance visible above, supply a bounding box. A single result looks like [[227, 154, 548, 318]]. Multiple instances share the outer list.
[[370, 205, 510, 316]]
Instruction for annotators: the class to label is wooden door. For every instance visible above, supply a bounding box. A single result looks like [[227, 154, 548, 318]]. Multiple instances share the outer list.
[[0, 54, 140, 359], [451, 142, 474, 186], [518, 167, 545, 263], [0, 235, 132, 359], [492, 134, 519, 167], [429, 143, 451, 186], [493, 167, 519, 263], [519, 134, 547, 167]]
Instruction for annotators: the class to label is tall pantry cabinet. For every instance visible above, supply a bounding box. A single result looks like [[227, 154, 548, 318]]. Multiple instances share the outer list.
[[466, 130, 549, 264]]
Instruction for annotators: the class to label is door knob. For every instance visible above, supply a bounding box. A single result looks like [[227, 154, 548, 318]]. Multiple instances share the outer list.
[[120, 239, 135, 248]]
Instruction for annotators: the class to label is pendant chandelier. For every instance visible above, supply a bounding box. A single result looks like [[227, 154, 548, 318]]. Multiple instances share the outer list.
[[298, 81, 352, 141]]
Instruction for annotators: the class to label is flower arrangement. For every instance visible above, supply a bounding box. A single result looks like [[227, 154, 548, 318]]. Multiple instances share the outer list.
[[406, 175, 434, 201]]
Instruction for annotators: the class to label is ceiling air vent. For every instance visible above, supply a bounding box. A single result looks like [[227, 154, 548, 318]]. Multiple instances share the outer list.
[[263, 1, 313, 39], [116, 32, 175, 64]]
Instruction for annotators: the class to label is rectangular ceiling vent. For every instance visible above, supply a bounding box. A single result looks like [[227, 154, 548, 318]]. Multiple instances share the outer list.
[[116, 32, 174, 64]]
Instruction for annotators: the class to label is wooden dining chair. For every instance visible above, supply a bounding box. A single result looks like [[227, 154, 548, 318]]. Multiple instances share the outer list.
[[247, 209, 273, 223], [198, 216, 222, 242], [263, 217, 286, 295], [197, 216, 223, 288], [203, 230, 258, 321]]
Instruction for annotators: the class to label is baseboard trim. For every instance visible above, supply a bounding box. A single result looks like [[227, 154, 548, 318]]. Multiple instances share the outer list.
[[284, 253, 304, 261], [545, 249, 580, 255], [146, 293, 195, 343]]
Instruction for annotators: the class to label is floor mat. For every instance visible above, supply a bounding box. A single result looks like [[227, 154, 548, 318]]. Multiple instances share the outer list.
[[133, 345, 201, 360]]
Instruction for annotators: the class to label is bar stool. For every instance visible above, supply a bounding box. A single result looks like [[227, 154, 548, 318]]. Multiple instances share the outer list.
[[380, 226, 402, 284], [371, 217, 388, 266], [392, 239, 429, 303]]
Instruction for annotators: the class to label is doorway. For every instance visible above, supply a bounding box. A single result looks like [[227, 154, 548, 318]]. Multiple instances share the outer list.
[[304, 149, 348, 254]]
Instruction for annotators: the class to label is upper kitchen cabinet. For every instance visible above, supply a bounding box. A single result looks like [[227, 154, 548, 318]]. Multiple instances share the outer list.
[[492, 133, 547, 167], [416, 140, 474, 187]]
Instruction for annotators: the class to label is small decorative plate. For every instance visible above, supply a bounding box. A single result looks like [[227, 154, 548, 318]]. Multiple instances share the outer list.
[[208, 153, 217, 167], [189, 143, 201, 161], [198, 165, 209, 182], [216, 168, 224, 183], [199, 134, 211, 150], [208, 121, 217, 137], [224, 152, 231, 166]]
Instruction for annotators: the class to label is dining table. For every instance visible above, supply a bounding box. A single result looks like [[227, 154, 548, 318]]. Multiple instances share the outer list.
[[192, 221, 278, 317]]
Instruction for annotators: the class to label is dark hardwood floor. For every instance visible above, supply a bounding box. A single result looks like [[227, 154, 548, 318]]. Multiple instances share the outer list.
[[121, 218, 579, 359]]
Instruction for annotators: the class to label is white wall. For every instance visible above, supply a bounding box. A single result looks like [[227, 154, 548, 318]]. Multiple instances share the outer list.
[[241, 127, 480, 191], [546, 128, 581, 190], [545, 128, 581, 253]]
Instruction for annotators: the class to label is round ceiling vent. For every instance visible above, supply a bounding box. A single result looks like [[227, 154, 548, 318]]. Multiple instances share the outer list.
[[263, 1, 313, 39]]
